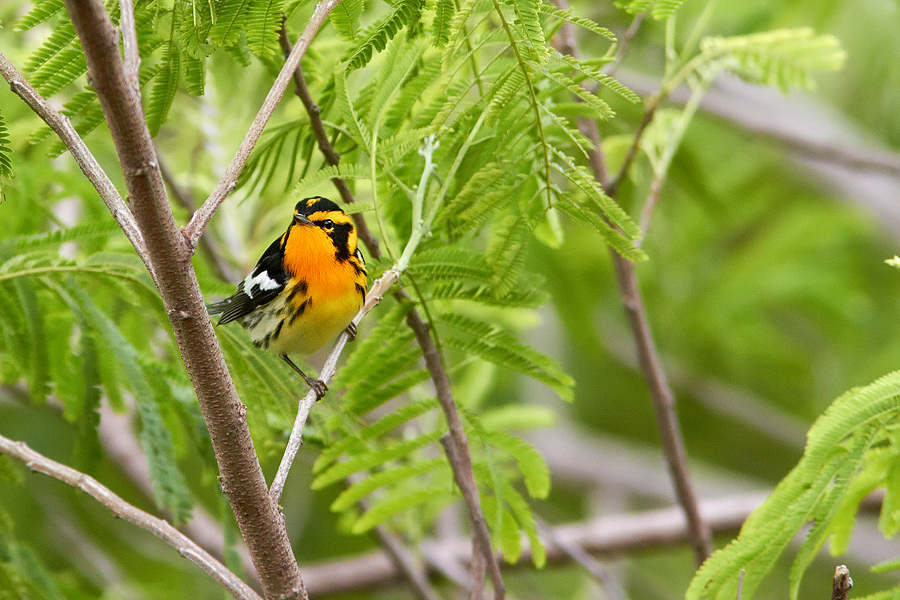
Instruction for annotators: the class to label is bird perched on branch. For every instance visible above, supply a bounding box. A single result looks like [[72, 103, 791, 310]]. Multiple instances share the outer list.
[[208, 197, 367, 397]]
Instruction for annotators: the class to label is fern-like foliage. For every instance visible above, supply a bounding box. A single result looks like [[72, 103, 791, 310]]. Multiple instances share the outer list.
[[0, 238, 194, 522], [615, 0, 685, 19], [698, 28, 846, 92], [344, 0, 426, 70], [0, 108, 12, 200], [687, 371, 900, 600]]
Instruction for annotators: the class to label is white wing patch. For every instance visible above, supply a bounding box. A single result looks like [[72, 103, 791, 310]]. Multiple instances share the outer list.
[[244, 270, 281, 299]]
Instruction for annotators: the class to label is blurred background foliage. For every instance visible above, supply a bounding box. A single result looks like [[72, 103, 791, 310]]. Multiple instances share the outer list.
[[1, 0, 899, 599]]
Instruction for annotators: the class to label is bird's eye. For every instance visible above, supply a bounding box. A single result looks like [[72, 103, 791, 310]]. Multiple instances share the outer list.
[[321, 219, 334, 229]]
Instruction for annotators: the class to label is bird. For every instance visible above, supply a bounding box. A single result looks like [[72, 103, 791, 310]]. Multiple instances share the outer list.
[[207, 196, 367, 397]]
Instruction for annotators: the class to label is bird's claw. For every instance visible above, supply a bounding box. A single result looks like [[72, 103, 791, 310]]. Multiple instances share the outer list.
[[309, 378, 328, 400], [345, 322, 357, 341]]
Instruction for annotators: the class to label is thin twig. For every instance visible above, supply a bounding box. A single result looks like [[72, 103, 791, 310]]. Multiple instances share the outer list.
[[269, 268, 400, 503], [183, 0, 343, 249], [278, 28, 506, 598], [605, 13, 646, 78], [278, 20, 382, 257], [62, 1, 307, 597], [551, 0, 713, 565], [536, 519, 627, 600], [833, 566, 852, 600], [0, 51, 151, 277], [373, 527, 445, 600], [0, 434, 262, 600], [159, 160, 239, 283], [736, 569, 745, 600], [118, 0, 140, 91]]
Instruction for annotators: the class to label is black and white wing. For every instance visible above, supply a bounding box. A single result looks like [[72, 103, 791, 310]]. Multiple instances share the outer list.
[[207, 236, 287, 325]]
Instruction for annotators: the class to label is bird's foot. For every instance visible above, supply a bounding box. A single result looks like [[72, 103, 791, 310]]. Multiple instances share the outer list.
[[305, 375, 328, 400], [344, 322, 357, 341]]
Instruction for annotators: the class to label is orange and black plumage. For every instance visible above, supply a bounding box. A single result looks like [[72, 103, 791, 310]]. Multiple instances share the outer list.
[[208, 196, 367, 395]]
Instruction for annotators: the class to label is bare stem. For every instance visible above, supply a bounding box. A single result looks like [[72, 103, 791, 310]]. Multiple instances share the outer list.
[[269, 268, 400, 503], [118, 0, 140, 91], [183, 0, 344, 248], [62, 1, 307, 596], [832, 566, 852, 600], [0, 51, 151, 277], [0, 434, 262, 600], [277, 30, 506, 597], [551, 0, 713, 565]]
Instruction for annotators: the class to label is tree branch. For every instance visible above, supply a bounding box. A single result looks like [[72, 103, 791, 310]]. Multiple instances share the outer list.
[[62, 1, 307, 597], [269, 268, 400, 503], [117, 0, 140, 91], [300, 493, 768, 597], [552, 0, 713, 565], [277, 29, 506, 598], [159, 159, 240, 283], [0, 434, 262, 600], [0, 51, 151, 277], [833, 566, 852, 600], [278, 21, 382, 257], [183, 0, 343, 249]]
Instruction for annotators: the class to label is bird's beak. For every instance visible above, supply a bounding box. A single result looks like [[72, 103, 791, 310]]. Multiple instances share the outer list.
[[293, 213, 313, 226]]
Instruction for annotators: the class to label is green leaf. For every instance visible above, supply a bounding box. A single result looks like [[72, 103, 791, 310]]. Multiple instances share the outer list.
[[331, 458, 447, 511], [316, 397, 440, 472], [209, 0, 253, 47], [432, 0, 455, 46], [293, 162, 372, 194], [313, 431, 443, 489], [15, 0, 65, 30], [485, 431, 550, 498], [351, 484, 449, 533], [330, 0, 363, 41], [147, 38, 181, 137], [0, 108, 12, 199], [699, 28, 846, 92], [440, 313, 574, 401], [687, 370, 900, 600], [537, 4, 616, 41], [59, 284, 193, 523], [246, 0, 284, 59], [344, 0, 425, 71]]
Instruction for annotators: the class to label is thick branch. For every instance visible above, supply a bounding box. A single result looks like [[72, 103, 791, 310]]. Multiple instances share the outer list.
[[0, 434, 262, 600], [0, 51, 151, 276], [63, 2, 306, 597], [553, 0, 713, 564], [183, 0, 343, 248], [279, 30, 506, 598]]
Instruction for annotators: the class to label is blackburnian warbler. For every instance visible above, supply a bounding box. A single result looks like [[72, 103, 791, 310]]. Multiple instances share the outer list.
[[208, 196, 367, 397]]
